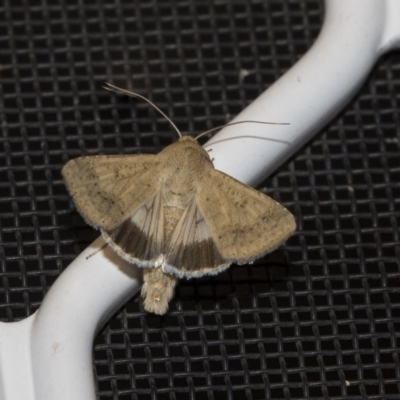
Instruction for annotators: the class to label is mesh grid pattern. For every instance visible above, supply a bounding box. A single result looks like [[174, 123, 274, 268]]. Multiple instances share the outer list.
[[1, 0, 400, 399]]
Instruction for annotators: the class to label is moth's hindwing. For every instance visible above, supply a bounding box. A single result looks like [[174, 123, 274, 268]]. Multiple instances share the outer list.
[[163, 201, 229, 278], [102, 191, 165, 268]]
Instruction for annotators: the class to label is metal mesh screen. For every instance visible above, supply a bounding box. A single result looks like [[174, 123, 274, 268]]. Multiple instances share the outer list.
[[1, 0, 400, 399]]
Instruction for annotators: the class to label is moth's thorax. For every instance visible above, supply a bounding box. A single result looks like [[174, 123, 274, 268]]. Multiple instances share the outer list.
[[160, 136, 213, 208]]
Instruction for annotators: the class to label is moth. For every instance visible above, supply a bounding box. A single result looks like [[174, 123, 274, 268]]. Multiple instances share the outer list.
[[62, 83, 296, 315]]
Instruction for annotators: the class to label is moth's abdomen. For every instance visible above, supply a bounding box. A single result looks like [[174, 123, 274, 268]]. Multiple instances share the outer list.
[[163, 206, 184, 239]]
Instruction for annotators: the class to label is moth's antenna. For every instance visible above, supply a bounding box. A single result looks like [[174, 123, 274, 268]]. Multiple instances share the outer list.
[[195, 120, 290, 141], [104, 82, 183, 138]]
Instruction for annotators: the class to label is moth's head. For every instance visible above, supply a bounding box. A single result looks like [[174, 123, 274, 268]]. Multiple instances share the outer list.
[[178, 135, 197, 143], [174, 135, 206, 155], [161, 134, 212, 164]]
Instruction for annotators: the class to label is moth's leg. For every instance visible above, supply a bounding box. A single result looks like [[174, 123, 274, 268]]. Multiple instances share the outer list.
[[141, 267, 178, 315]]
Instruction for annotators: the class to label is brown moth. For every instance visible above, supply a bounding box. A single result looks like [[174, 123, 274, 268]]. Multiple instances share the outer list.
[[62, 83, 296, 315]]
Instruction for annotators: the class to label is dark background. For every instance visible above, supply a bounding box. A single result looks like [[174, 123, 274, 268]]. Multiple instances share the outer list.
[[1, 1, 400, 399]]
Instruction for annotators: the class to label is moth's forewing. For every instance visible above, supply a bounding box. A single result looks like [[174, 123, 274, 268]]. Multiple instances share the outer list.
[[195, 169, 296, 264], [62, 154, 160, 230]]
